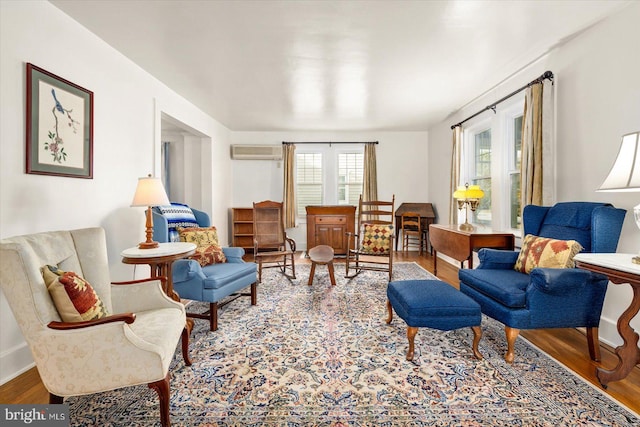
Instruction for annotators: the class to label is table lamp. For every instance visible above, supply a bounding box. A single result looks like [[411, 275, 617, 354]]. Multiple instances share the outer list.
[[597, 131, 640, 264], [453, 182, 485, 231], [131, 174, 170, 249]]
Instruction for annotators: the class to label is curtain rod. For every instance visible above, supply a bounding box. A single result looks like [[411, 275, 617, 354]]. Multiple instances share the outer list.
[[282, 141, 378, 145], [450, 70, 554, 130]]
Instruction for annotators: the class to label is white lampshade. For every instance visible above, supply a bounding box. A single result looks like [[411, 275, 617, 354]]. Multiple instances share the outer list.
[[131, 175, 170, 207], [597, 131, 640, 192]]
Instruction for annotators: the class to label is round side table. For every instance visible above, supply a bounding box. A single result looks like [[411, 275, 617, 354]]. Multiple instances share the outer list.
[[121, 242, 196, 302]]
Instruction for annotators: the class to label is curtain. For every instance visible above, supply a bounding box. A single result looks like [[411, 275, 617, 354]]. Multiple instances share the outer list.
[[363, 142, 378, 202], [283, 143, 296, 229], [449, 126, 463, 224], [520, 83, 544, 210]]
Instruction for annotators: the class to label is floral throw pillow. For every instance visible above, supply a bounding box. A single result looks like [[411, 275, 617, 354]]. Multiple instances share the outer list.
[[514, 234, 583, 274], [43, 265, 110, 322], [360, 224, 393, 255], [178, 226, 227, 266]]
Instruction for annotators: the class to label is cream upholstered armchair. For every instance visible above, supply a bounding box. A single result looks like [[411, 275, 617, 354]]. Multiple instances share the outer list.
[[0, 227, 190, 427]]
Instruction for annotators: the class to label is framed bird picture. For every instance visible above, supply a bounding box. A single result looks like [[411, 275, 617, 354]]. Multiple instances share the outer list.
[[26, 63, 93, 178]]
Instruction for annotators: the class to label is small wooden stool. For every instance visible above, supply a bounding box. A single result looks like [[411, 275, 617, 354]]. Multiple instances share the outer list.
[[308, 245, 336, 286]]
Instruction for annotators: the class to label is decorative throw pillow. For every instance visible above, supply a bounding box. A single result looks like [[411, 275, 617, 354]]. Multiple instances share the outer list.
[[360, 224, 394, 255], [43, 265, 110, 322], [156, 203, 199, 242], [514, 234, 583, 274], [178, 226, 227, 266]]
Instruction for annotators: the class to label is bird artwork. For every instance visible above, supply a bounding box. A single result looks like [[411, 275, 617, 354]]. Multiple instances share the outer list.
[[44, 88, 80, 164]]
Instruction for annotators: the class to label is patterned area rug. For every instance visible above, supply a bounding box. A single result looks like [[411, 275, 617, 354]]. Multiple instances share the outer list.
[[68, 263, 639, 426]]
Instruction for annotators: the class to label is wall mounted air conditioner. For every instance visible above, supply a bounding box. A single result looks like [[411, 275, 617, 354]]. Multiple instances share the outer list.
[[230, 144, 283, 160]]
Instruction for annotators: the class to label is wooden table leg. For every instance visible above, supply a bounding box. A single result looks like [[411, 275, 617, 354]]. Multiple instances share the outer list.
[[328, 261, 336, 286], [596, 283, 640, 387], [308, 262, 317, 286]]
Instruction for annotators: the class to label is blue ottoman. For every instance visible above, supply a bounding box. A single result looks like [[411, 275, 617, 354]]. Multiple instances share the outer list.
[[386, 279, 483, 361]]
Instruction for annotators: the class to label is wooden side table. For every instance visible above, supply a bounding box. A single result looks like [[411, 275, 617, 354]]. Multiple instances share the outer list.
[[429, 224, 515, 276], [121, 242, 196, 302], [574, 253, 640, 387]]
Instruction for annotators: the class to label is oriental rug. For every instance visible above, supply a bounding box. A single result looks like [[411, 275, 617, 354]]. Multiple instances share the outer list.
[[67, 262, 639, 426]]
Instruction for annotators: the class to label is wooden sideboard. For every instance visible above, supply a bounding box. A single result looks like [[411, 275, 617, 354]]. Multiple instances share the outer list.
[[306, 205, 356, 255]]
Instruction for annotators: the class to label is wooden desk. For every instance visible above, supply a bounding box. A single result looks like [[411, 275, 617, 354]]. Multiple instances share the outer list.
[[429, 224, 514, 276], [121, 242, 196, 302], [394, 203, 436, 251], [574, 253, 640, 387]]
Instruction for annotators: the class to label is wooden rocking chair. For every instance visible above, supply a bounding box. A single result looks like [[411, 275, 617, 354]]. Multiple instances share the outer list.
[[253, 200, 297, 282], [345, 194, 395, 282]]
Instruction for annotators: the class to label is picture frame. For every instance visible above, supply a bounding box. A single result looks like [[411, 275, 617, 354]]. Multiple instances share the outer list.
[[26, 63, 94, 178]]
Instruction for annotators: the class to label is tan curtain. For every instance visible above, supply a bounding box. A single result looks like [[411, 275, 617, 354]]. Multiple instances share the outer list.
[[449, 126, 463, 224], [363, 142, 378, 202], [520, 83, 544, 211], [283, 143, 296, 228]]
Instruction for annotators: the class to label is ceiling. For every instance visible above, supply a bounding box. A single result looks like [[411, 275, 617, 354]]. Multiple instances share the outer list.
[[50, 0, 630, 132]]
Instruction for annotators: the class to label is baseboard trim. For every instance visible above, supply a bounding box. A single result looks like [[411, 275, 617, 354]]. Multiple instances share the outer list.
[[0, 342, 35, 385]]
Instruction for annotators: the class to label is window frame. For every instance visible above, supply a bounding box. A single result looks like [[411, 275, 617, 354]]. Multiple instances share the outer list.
[[461, 94, 525, 236], [294, 144, 364, 223]]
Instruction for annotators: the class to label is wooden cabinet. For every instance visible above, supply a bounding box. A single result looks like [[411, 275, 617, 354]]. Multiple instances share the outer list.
[[231, 208, 254, 252], [306, 205, 356, 255]]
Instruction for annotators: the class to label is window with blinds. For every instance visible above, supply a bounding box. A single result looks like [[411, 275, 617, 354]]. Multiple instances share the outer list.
[[296, 152, 323, 216], [338, 152, 363, 206]]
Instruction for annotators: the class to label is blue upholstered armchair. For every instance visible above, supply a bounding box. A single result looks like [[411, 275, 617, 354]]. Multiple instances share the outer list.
[[152, 204, 257, 331], [459, 202, 626, 363]]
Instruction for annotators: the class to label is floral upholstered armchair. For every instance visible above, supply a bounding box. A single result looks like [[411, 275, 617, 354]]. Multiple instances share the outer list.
[[0, 227, 189, 426]]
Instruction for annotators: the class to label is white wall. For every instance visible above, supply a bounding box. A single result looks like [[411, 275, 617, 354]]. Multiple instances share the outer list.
[[0, 1, 232, 383], [230, 131, 430, 248], [428, 3, 640, 347]]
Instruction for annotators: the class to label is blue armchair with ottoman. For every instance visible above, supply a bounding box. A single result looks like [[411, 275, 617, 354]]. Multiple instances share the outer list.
[[459, 202, 625, 363], [153, 203, 257, 331]]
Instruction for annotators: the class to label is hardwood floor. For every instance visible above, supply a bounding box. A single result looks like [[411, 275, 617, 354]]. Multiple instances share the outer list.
[[1, 251, 638, 414]]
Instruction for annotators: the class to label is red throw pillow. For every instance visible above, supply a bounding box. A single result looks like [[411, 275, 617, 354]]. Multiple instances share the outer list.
[[43, 265, 110, 322]]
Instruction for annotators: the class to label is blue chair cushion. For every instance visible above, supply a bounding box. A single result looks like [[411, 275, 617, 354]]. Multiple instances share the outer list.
[[387, 280, 481, 330], [202, 262, 257, 290], [458, 269, 530, 308]]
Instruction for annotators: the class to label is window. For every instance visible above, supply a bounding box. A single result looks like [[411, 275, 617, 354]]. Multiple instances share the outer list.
[[462, 96, 525, 235], [338, 152, 364, 206], [509, 115, 523, 229], [296, 152, 323, 216], [471, 128, 492, 225], [295, 146, 363, 219]]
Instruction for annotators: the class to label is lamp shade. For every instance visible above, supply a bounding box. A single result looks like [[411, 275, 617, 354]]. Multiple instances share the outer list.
[[597, 131, 640, 192], [131, 175, 170, 207], [465, 185, 485, 199], [453, 186, 467, 199]]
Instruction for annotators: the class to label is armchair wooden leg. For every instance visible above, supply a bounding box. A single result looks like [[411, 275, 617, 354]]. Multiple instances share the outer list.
[[406, 326, 418, 361], [251, 282, 257, 305], [587, 326, 601, 362], [210, 302, 218, 331], [385, 299, 393, 324], [471, 325, 483, 360], [49, 393, 64, 404], [149, 374, 171, 427], [505, 326, 520, 363], [181, 326, 192, 366]]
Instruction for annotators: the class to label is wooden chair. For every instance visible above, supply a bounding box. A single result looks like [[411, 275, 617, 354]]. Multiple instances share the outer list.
[[401, 211, 425, 254], [345, 194, 395, 282], [253, 200, 296, 282]]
